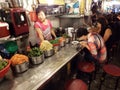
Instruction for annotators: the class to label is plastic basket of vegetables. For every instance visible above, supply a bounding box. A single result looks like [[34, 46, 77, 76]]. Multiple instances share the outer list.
[[0, 60, 11, 78]]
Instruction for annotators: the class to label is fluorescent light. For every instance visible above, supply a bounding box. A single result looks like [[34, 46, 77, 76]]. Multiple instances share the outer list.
[[46, 0, 54, 5]]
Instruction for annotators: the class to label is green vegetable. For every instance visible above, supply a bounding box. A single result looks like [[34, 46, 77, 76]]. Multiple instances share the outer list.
[[0, 60, 8, 70], [28, 47, 43, 57], [50, 39, 59, 44], [62, 34, 70, 38]]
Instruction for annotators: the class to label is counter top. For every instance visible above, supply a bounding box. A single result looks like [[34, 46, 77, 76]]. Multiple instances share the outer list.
[[0, 44, 80, 90]]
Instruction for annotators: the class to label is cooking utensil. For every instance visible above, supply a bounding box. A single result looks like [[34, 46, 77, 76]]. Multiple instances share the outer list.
[[12, 61, 29, 73], [30, 54, 44, 65], [60, 41, 66, 47], [44, 49, 54, 57], [53, 44, 61, 53]]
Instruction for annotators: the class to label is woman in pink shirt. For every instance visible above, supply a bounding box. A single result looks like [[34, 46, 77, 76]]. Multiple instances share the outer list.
[[34, 9, 56, 44]]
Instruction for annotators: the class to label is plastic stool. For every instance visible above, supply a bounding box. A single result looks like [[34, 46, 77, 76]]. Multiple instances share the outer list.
[[77, 61, 95, 90], [99, 64, 120, 90], [65, 79, 88, 90]]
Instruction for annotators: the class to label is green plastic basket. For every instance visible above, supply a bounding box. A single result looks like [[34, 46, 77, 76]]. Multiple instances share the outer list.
[[5, 41, 18, 53]]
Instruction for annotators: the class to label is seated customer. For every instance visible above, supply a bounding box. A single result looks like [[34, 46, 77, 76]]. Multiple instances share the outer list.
[[79, 26, 107, 64]]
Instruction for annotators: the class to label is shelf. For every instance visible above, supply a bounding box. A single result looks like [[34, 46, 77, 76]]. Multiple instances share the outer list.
[[0, 34, 29, 43], [46, 14, 63, 18], [58, 14, 84, 18]]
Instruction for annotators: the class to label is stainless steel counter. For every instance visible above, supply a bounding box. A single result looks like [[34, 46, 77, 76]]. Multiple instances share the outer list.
[[0, 44, 80, 90]]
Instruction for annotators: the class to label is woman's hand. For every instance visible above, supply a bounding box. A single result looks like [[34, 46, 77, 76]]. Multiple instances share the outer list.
[[79, 35, 87, 41], [80, 41, 87, 48]]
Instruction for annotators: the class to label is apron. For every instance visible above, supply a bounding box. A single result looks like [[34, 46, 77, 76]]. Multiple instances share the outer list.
[[36, 21, 52, 43]]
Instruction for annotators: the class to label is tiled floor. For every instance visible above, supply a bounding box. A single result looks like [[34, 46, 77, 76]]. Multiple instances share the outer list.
[[40, 47, 120, 90]]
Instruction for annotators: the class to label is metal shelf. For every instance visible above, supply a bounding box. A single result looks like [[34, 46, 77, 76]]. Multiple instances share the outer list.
[[0, 34, 29, 43]]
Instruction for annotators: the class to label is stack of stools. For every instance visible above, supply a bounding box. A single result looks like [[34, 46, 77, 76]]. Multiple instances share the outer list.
[[99, 64, 120, 90], [65, 79, 88, 90], [77, 61, 95, 90]]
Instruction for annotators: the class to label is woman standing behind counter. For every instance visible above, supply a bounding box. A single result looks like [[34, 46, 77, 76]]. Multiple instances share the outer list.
[[34, 9, 56, 44]]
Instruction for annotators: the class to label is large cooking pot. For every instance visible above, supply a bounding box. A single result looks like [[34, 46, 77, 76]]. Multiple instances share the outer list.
[[0, 22, 10, 40]]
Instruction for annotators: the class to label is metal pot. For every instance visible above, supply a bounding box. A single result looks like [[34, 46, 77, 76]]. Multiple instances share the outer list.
[[44, 49, 54, 57], [12, 61, 29, 73], [30, 54, 44, 65], [60, 41, 66, 47], [53, 44, 61, 53]]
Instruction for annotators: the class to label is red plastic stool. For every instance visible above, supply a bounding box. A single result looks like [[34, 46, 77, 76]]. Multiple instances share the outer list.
[[77, 61, 95, 90], [99, 64, 120, 90], [65, 79, 88, 90], [78, 62, 95, 73]]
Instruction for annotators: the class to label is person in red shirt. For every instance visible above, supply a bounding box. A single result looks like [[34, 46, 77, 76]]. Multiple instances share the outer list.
[[34, 9, 56, 44]]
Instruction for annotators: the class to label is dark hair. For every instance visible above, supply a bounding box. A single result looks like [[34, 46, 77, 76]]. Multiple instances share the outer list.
[[97, 16, 108, 31], [36, 7, 46, 15], [97, 16, 108, 25], [77, 28, 88, 37]]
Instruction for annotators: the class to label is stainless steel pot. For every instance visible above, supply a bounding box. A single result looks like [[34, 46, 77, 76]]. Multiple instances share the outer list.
[[44, 49, 54, 57], [12, 61, 29, 73], [60, 41, 66, 47], [53, 44, 61, 53], [30, 54, 44, 65]]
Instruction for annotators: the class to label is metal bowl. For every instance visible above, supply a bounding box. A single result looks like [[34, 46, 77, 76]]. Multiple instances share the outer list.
[[12, 61, 29, 74], [53, 44, 61, 53], [60, 41, 66, 47], [44, 49, 54, 57], [30, 54, 44, 65]]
